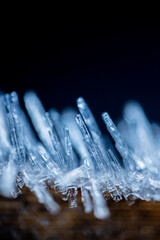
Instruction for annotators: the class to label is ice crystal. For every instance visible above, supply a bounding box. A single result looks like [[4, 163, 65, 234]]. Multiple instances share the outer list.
[[0, 91, 160, 219]]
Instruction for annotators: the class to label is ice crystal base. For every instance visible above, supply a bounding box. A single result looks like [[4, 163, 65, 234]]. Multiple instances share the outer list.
[[0, 91, 159, 219]]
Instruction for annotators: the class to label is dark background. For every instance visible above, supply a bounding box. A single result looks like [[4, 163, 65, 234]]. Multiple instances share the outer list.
[[1, 19, 160, 129]]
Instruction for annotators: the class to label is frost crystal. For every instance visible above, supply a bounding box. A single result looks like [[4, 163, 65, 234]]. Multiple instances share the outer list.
[[0, 91, 160, 219]]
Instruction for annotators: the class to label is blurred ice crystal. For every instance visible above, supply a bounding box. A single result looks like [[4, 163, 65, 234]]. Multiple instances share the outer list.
[[1, 91, 160, 219]]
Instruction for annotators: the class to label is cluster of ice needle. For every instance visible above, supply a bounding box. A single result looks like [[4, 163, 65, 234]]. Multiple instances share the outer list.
[[0, 91, 160, 219]]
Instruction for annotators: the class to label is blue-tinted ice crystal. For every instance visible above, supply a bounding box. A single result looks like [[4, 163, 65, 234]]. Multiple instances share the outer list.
[[0, 91, 160, 219]]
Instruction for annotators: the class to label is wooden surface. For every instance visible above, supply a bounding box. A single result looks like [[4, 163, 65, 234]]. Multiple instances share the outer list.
[[0, 188, 160, 240]]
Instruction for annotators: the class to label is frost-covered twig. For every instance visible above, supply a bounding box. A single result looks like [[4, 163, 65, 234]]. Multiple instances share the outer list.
[[0, 91, 160, 219]]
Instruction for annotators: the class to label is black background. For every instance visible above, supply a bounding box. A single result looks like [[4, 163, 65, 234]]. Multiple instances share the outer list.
[[1, 19, 160, 130]]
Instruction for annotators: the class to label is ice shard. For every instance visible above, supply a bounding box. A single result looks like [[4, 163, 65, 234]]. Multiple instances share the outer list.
[[0, 91, 160, 219]]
